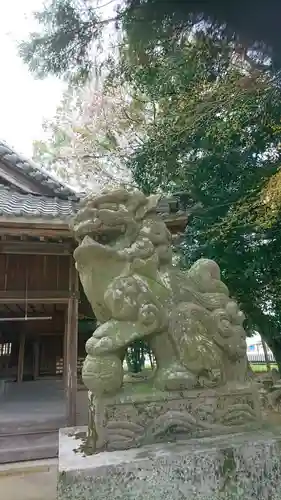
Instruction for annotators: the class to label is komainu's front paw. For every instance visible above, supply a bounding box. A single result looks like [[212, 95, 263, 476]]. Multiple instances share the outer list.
[[82, 354, 123, 396], [153, 363, 197, 392]]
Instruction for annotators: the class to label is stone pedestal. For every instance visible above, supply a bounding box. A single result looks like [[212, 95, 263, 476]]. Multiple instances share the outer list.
[[88, 384, 262, 451], [58, 427, 281, 500]]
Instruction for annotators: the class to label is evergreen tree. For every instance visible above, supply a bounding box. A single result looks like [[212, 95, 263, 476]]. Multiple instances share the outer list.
[[19, 0, 281, 83]]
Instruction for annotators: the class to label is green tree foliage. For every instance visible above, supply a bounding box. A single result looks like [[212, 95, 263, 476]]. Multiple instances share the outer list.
[[21, 1, 281, 369], [19, 0, 281, 83], [125, 340, 146, 373], [19, 0, 102, 82], [111, 34, 281, 370], [121, 0, 281, 68]]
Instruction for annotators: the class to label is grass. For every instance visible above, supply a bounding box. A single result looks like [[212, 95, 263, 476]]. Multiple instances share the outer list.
[[250, 364, 278, 373], [124, 360, 278, 376], [125, 362, 278, 374]]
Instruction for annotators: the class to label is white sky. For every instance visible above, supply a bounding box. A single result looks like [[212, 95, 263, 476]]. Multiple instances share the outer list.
[[0, 1, 65, 157]]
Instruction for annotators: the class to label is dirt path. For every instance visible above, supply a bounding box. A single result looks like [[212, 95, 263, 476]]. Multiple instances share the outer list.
[[0, 460, 57, 500]]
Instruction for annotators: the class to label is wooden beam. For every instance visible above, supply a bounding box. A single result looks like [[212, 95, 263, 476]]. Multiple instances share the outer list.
[[17, 331, 26, 383], [0, 215, 186, 253], [0, 220, 70, 230], [65, 257, 79, 426], [0, 214, 187, 239], [0, 240, 73, 255], [17, 331, 64, 337], [0, 291, 78, 303], [0, 226, 71, 238]]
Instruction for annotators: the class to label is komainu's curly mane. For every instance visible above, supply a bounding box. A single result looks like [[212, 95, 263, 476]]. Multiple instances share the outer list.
[[72, 187, 248, 399]]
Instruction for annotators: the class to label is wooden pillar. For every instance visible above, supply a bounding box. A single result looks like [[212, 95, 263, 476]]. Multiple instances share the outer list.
[[63, 320, 68, 385], [33, 339, 40, 380], [17, 331, 25, 383], [261, 338, 271, 372], [65, 256, 79, 426]]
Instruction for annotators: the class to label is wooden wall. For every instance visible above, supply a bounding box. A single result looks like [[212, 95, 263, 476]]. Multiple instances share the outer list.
[[0, 311, 65, 381], [0, 251, 90, 393], [0, 251, 72, 381], [0, 254, 71, 293]]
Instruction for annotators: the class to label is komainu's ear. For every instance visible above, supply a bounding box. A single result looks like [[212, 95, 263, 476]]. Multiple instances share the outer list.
[[147, 194, 161, 211], [135, 194, 161, 220]]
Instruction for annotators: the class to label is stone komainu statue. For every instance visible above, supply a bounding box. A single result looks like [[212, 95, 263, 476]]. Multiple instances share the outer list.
[[71, 187, 248, 397]]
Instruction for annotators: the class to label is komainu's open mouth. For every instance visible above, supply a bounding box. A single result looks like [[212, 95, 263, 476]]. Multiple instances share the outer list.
[[71, 187, 163, 258], [86, 228, 121, 246], [71, 207, 127, 248]]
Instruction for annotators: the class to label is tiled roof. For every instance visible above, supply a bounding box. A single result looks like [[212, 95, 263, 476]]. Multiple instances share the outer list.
[[0, 184, 77, 220], [0, 141, 187, 223], [0, 183, 188, 224], [0, 140, 79, 201]]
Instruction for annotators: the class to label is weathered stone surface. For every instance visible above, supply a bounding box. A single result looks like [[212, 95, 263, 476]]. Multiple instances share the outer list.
[[71, 187, 261, 452], [85, 384, 261, 452], [58, 428, 281, 500]]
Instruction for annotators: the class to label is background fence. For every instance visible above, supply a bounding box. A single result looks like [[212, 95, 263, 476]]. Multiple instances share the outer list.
[[247, 353, 276, 364]]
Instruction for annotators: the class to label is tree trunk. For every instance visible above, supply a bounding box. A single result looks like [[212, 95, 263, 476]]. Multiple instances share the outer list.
[[125, 340, 146, 373], [257, 331, 281, 374], [246, 306, 281, 375], [261, 338, 271, 372], [267, 337, 281, 374]]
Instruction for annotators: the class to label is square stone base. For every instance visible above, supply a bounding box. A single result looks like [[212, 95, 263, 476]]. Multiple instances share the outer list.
[[58, 427, 281, 500], [89, 384, 262, 451]]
